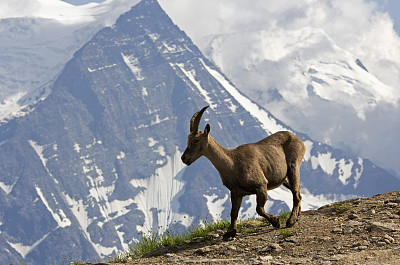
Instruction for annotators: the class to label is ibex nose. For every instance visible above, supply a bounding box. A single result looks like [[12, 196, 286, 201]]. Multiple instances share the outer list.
[[181, 153, 191, 165]]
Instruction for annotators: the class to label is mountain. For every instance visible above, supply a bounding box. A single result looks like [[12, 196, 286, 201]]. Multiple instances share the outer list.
[[0, 0, 140, 123], [0, 0, 398, 264], [200, 26, 400, 177]]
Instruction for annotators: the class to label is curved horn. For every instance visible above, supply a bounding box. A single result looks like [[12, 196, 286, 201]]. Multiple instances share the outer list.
[[190, 106, 209, 132]]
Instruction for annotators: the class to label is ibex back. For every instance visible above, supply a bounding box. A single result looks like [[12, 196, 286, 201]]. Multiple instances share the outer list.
[[181, 106, 306, 240]]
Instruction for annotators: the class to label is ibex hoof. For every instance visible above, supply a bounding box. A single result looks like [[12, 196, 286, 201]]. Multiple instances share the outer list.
[[286, 218, 297, 228], [272, 217, 281, 229], [222, 229, 236, 241]]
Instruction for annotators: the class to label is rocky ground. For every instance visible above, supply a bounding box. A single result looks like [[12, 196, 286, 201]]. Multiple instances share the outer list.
[[100, 191, 400, 264]]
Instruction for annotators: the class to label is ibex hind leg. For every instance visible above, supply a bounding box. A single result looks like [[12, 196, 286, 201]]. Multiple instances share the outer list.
[[256, 188, 280, 228], [285, 163, 302, 227]]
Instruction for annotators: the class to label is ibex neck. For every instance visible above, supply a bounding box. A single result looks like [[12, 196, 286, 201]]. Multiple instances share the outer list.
[[204, 136, 233, 174]]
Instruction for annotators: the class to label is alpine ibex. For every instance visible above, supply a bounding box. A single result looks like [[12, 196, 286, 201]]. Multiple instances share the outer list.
[[181, 106, 305, 240]]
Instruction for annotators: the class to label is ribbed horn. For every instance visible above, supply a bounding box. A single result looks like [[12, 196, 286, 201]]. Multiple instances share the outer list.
[[190, 106, 209, 132]]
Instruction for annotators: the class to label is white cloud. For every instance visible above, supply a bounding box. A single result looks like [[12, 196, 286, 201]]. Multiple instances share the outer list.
[[160, 0, 400, 89], [0, 0, 41, 19], [160, 0, 400, 176]]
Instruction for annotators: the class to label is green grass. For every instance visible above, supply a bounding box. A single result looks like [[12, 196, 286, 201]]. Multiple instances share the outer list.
[[332, 203, 351, 213], [106, 213, 292, 263], [278, 210, 291, 224], [109, 218, 231, 261], [279, 229, 293, 237]]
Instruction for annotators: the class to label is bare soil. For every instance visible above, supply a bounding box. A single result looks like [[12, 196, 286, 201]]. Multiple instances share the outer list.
[[102, 191, 400, 264]]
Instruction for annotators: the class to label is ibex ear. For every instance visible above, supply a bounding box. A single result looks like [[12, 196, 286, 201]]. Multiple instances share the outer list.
[[204, 124, 210, 136]]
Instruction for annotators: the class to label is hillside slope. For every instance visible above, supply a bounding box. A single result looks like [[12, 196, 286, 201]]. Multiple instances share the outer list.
[[111, 190, 400, 264]]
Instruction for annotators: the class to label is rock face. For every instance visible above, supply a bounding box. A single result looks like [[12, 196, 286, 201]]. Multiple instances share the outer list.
[[0, 0, 399, 264]]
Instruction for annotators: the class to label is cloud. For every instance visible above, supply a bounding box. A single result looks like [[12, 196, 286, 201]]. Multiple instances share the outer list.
[[160, 0, 400, 176], [160, 0, 400, 89], [0, 0, 41, 19]]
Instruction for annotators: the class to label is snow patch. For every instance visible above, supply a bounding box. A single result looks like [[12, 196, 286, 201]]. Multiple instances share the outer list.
[[203, 193, 228, 220], [88, 64, 117, 73], [353, 158, 364, 189], [73, 143, 81, 153], [130, 148, 192, 234], [201, 59, 286, 134], [310, 152, 337, 175], [28, 140, 58, 184], [337, 158, 354, 185], [35, 185, 71, 228], [171, 62, 218, 109], [8, 230, 52, 259], [0, 179, 18, 195], [121, 53, 144, 81], [117, 151, 125, 160], [148, 137, 158, 147]]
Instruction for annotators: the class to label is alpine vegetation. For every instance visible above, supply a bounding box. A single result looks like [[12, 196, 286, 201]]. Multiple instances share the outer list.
[[181, 106, 305, 240]]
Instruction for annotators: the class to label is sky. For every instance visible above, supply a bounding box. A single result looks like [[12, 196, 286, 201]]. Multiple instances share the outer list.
[[55, 0, 399, 36]]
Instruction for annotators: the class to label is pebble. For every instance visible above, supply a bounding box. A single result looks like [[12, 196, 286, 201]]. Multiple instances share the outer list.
[[259, 243, 283, 253], [376, 241, 387, 247], [357, 245, 368, 250], [368, 221, 400, 232], [225, 245, 237, 251], [384, 234, 395, 243], [348, 214, 359, 220]]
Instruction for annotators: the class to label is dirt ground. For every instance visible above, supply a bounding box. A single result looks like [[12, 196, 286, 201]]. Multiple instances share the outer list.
[[103, 191, 400, 264]]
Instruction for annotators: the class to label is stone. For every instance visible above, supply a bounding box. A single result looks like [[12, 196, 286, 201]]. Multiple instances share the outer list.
[[226, 245, 237, 251], [348, 214, 359, 220], [384, 234, 395, 243], [259, 243, 283, 253], [368, 221, 400, 232]]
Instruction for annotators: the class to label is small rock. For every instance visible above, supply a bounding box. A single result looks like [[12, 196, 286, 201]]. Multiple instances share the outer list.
[[370, 236, 380, 242], [332, 227, 343, 233], [207, 231, 220, 238], [226, 245, 237, 251], [384, 234, 395, 243], [258, 255, 273, 261], [192, 237, 203, 242], [259, 243, 283, 253], [368, 209, 376, 215], [348, 214, 359, 220], [385, 202, 399, 207], [357, 245, 368, 250], [347, 220, 361, 227], [194, 246, 212, 255], [368, 221, 400, 232], [343, 228, 354, 234], [376, 241, 387, 247], [325, 254, 344, 261]]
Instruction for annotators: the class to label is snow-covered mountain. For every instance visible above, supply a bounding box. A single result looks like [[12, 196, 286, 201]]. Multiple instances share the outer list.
[[0, 0, 140, 122], [0, 0, 398, 264], [198, 19, 400, 178]]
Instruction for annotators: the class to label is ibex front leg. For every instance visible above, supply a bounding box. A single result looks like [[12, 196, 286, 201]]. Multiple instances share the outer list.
[[223, 193, 242, 240]]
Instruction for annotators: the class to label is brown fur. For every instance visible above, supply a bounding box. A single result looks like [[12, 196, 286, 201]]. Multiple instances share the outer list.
[[181, 106, 306, 240]]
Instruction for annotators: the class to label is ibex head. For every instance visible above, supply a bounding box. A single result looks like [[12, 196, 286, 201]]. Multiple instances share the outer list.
[[181, 106, 210, 166]]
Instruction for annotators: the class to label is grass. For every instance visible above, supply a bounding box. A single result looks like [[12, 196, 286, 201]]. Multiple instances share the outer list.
[[278, 210, 291, 225], [280, 229, 293, 237], [108, 218, 231, 262], [99, 212, 294, 263], [331, 203, 352, 214]]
